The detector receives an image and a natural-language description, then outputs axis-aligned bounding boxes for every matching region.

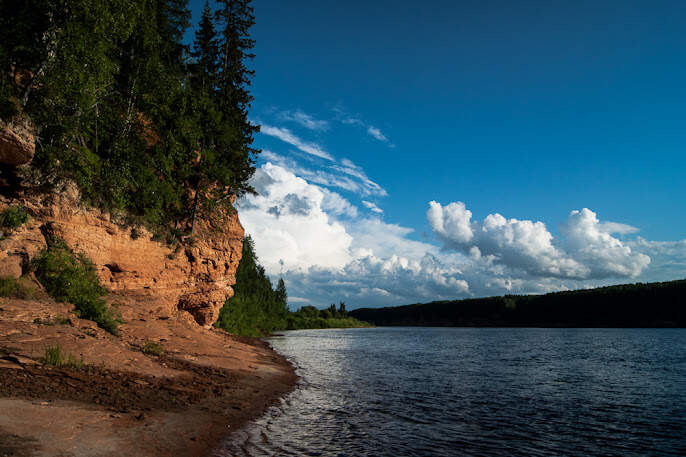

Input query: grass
[32,239,122,335]
[141,340,164,356]
[33,316,71,326]
[42,345,83,368]
[0,277,35,299]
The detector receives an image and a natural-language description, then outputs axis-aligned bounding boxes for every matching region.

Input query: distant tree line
[350,280,686,328]
[0,0,259,232]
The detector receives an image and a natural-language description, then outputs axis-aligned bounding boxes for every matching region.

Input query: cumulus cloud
[282,252,470,308]
[428,201,650,280]
[238,163,352,273]
[279,109,329,131]
[260,125,334,161]
[362,200,383,214]
[559,208,650,278]
[238,163,673,308]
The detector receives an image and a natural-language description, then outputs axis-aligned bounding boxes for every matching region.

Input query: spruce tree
[214,0,260,196]
[276,278,288,308]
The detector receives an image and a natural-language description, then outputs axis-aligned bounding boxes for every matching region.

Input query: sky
[188,0,686,309]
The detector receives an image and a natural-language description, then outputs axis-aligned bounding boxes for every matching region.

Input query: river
[213,327,686,456]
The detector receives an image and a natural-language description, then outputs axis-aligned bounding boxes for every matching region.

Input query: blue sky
[188,1,686,308]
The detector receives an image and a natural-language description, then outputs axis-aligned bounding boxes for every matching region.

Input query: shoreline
[0,293,298,457]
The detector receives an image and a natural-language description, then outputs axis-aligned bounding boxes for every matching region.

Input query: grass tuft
[0,277,35,299]
[141,340,163,356]
[42,345,83,368]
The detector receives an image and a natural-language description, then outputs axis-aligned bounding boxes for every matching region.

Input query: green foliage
[216,236,372,336]
[141,340,164,356]
[0,0,260,232]
[42,344,83,368]
[0,276,34,299]
[215,236,289,336]
[33,239,121,335]
[0,205,28,229]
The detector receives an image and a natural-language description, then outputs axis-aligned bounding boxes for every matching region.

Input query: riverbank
[0,289,297,457]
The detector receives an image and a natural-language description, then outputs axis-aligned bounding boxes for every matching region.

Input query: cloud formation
[238,163,352,274]
[261,150,387,197]
[238,150,679,308]
[362,200,383,214]
[367,126,389,143]
[260,125,334,161]
[427,201,650,280]
[279,109,329,131]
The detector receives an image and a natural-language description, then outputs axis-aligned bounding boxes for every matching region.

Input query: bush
[141,340,163,356]
[33,240,121,335]
[42,345,83,368]
[0,205,28,230]
[0,277,34,299]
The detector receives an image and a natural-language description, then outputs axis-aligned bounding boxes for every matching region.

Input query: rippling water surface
[213,327,686,456]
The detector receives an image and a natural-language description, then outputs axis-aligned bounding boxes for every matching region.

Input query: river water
[212,327,686,456]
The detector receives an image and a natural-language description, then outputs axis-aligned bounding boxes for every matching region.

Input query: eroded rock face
[0,183,244,327]
[0,117,35,166]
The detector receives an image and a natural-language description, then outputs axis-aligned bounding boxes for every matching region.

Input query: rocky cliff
[0,180,244,328]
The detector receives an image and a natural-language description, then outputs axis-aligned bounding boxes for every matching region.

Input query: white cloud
[597,221,640,235]
[279,109,329,131]
[367,126,389,142]
[362,200,383,214]
[259,150,387,197]
[559,208,650,278]
[428,201,650,280]
[629,238,686,282]
[334,106,393,146]
[238,163,352,273]
[239,163,676,309]
[260,125,334,161]
[342,117,364,126]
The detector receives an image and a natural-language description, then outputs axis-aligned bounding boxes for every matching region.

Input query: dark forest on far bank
[350,279,686,328]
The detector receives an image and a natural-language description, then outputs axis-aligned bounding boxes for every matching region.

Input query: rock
[0,254,22,279]
[2,354,39,366]
[0,183,243,327]
[0,117,35,166]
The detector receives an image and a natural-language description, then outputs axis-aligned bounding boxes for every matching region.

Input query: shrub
[141,340,163,356]
[0,205,28,230]
[42,345,83,368]
[33,240,121,335]
[0,277,34,299]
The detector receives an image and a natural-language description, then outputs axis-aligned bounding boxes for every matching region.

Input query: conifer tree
[276,278,288,308]
[214,0,260,196]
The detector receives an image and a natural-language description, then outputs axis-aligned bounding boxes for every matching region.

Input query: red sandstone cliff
[0,182,244,328]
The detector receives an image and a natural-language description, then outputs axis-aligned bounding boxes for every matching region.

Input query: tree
[338,301,347,317]
[276,278,288,307]
[215,236,289,336]
[214,0,260,196]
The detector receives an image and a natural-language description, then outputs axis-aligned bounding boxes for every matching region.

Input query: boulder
[0,117,35,166]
